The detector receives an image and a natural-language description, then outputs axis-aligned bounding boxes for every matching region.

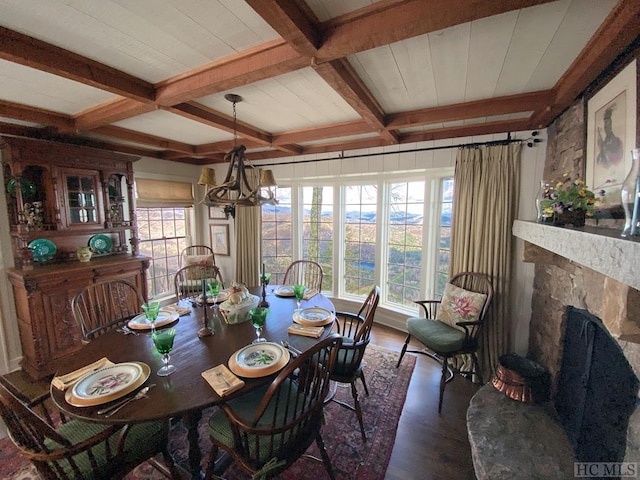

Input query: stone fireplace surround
[466,220,640,479]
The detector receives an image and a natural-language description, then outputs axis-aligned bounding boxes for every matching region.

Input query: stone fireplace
[513,220,640,462]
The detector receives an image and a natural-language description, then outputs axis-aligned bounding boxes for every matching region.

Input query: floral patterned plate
[28,238,57,262]
[228,342,290,378]
[66,362,149,407]
[293,307,334,327]
[89,234,113,254]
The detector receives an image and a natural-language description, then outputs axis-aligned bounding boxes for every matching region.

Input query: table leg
[182,411,203,479]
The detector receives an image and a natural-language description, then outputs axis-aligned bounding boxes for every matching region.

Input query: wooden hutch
[2,136,149,379]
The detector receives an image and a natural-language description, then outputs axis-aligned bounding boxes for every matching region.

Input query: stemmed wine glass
[293,284,305,312]
[208,280,221,305]
[141,301,160,333]
[152,328,177,376]
[249,307,268,343]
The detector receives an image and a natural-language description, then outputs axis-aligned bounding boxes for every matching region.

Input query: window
[343,184,377,296]
[385,181,425,308]
[261,186,292,285]
[137,207,187,297]
[435,178,454,296]
[302,186,333,291]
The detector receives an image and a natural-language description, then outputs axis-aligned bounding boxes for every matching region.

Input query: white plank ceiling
[0,0,636,164]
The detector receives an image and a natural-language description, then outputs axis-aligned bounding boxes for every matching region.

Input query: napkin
[202,365,245,397]
[303,288,319,300]
[287,323,324,338]
[164,303,191,316]
[51,357,114,391]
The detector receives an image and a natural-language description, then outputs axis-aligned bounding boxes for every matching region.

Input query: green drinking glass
[249,307,268,343]
[293,284,305,312]
[152,328,177,376]
[141,301,161,332]
[208,280,221,304]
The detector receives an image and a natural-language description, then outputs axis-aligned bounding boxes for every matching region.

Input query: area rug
[1,344,415,480]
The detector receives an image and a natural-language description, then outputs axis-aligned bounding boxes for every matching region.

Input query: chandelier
[199,94,277,208]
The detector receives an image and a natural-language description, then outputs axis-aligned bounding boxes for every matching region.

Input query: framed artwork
[586,59,637,208]
[210,224,230,256]
[208,206,226,219]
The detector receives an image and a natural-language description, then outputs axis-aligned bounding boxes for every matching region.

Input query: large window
[261,186,292,285]
[386,181,425,308]
[302,186,333,291]
[137,207,187,297]
[261,172,453,312]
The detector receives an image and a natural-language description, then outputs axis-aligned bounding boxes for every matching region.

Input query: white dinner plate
[67,362,150,407]
[228,342,290,378]
[293,307,334,327]
[128,309,179,330]
[275,286,309,297]
[195,289,230,304]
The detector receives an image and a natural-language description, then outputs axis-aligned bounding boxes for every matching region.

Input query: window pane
[435,178,454,297]
[261,187,292,283]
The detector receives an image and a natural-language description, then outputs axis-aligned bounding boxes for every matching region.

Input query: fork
[99,384,155,417]
[216,370,232,389]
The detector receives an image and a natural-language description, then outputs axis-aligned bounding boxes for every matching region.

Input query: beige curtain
[234,167,261,286]
[450,144,521,381]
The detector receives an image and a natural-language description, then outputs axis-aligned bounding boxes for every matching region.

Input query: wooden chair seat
[405,316,467,353]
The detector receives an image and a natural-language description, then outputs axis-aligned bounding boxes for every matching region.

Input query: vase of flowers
[538,174,604,227]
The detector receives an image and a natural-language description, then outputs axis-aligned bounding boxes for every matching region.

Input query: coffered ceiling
[0,0,638,165]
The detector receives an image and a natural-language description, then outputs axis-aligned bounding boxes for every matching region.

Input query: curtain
[450,144,521,381]
[135,178,193,207]
[234,167,261,286]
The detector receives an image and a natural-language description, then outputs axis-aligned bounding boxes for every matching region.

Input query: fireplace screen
[555,306,639,463]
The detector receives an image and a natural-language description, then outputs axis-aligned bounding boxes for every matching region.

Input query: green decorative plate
[7,178,37,200]
[28,238,56,262]
[89,234,112,254]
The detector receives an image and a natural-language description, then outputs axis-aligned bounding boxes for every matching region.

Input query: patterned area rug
[1,344,415,480]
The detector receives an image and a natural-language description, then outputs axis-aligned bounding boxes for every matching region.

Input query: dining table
[50,285,335,479]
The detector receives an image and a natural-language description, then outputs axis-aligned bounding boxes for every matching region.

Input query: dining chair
[327,285,380,442]
[179,244,216,269]
[205,334,343,480]
[396,272,494,413]
[174,264,225,301]
[0,375,180,480]
[282,260,323,292]
[71,279,145,343]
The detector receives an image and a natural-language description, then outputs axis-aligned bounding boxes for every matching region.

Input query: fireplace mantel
[513,220,640,291]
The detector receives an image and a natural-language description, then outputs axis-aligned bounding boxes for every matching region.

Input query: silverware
[98,384,154,416]
[216,370,232,389]
[281,340,302,356]
[117,326,139,336]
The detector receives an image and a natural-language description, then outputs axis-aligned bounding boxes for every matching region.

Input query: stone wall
[526,99,640,462]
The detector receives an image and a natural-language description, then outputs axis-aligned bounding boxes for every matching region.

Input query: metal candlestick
[198,291,214,337]
[258,279,270,308]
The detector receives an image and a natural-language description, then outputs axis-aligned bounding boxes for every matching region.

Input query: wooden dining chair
[205,334,343,480]
[179,244,216,269]
[396,272,494,413]
[327,285,380,442]
[173,264,224,301]
[282,260,324,292]
[71,279,146,343]
[0,375,180,480]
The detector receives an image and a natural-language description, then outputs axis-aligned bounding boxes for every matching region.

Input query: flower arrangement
[539,174,605,219]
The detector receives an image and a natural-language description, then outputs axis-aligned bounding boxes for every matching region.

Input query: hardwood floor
[370,323,480,480]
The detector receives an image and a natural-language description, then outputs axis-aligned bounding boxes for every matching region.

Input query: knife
[97,384,154,416]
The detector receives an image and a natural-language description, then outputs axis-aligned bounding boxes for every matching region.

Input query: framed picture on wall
[208,206,226,219]
[210,224,230,256]
[586,59,637,208]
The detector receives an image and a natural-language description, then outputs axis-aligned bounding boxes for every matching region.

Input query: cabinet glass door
[65,173,99,224]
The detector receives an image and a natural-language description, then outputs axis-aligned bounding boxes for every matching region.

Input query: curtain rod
[257,131,540,167]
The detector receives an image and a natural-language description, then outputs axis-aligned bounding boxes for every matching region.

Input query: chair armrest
[333,311,364,336]
[455,320,481,343]
[414,300,441,319]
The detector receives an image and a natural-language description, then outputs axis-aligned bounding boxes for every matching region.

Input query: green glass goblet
[293,284,305,312]
[152,328,177,376]
[141,301,160,333]
[208,280,221,304]
[249,307,268,343]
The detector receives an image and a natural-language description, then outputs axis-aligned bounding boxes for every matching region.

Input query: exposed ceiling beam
[314,59,399,144]
[317,0,558,61]
[0,100,74,131]
[74,99,157,131]
[245,0,321,57]
[0,26,155,103]
[399,118,533,143]
[272,120,372,145]
[90,126,196,154]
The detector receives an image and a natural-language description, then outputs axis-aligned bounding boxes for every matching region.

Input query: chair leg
[438,355,450,414]
[471,352,483,384]
[358,371,369,397]
[205,444,220,479]
[315,433,337,480]
[351,381,367,442]
[396,334,411,368]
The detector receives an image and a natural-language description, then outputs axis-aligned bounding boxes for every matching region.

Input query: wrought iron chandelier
[200,94,277,208]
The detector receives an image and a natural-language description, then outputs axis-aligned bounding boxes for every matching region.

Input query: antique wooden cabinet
[2,137,149,379]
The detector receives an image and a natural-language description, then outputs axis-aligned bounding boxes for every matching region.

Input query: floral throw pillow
[436,283,487,332]
[184,255,214,280]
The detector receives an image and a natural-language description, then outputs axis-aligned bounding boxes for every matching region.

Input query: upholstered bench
[466,384,575,480]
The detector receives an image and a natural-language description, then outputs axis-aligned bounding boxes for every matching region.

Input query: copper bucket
[491,353,550,404]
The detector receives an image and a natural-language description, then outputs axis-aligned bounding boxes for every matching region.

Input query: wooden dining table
[50,286,335,479]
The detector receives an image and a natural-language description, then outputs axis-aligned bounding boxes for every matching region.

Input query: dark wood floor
[370,323,479,480]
